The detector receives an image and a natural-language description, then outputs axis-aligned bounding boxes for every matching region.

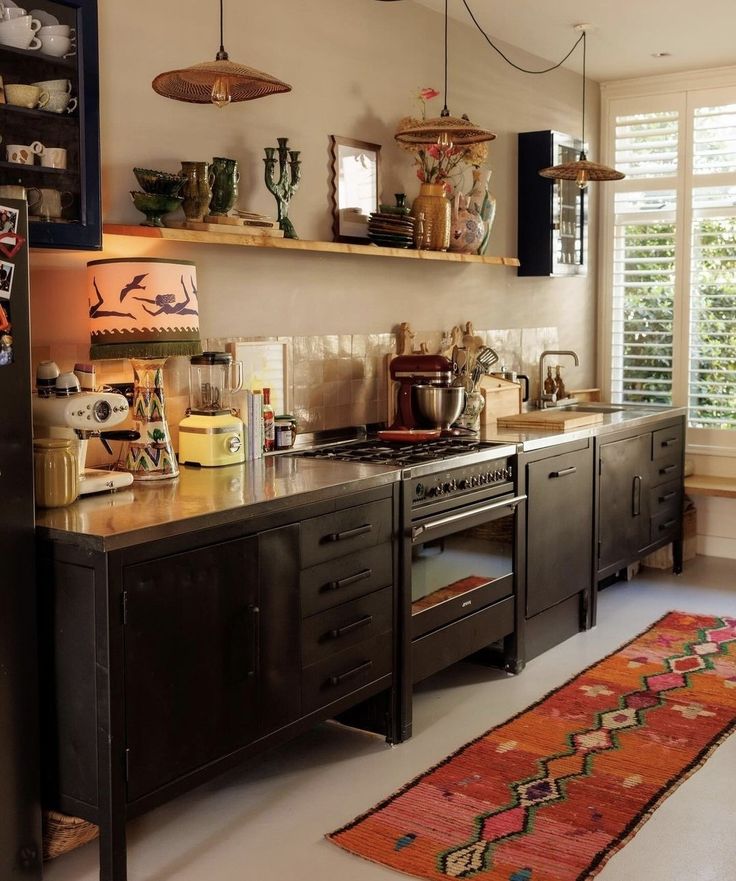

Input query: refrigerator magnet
[0,260,15,299]
[0,205,19,235]
[0,334,12,366]
[0,302,9,333]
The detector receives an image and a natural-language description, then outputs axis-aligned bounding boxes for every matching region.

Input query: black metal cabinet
[0,0,101,249]
[517,130,586,277]
[39,483,398,881]
[521,440,593,658]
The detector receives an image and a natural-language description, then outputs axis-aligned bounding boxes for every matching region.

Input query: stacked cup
[32,78,76,114]
[38,22,74,56]
[0,12,41,49]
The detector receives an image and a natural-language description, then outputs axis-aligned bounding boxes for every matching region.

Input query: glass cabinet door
[0,0,100,249]
[552,138,585,274]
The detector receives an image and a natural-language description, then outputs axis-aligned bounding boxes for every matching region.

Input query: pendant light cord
[460,0,583,75]
[580,30,587,153]
[216,0,228,60]
[442,0,449,115]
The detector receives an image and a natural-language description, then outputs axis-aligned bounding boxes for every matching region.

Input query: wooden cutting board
[496,409,604,431]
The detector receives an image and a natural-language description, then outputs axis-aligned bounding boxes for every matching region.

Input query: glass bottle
[262,387,275,452]
[543,366,555,396]
[554,365,566,400]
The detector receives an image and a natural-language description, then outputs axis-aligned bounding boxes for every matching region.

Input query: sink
[558,402,625,413]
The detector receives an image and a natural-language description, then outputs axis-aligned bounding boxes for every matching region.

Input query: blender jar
[188,352,243,414]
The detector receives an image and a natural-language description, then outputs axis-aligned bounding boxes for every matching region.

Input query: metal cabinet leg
[673,538,683,575]
[99,813,127,881]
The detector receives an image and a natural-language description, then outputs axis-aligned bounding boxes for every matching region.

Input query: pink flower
[420,88,440,101]
[416,168,425,182]
[426,144,442,160]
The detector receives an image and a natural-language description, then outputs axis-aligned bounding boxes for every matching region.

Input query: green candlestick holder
[264,137,302,239]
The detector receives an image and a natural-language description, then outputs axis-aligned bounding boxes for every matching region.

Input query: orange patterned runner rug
[329,611,736,881]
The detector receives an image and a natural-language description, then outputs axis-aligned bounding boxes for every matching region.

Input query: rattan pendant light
[395,0,495,147]
[152,0,291,107]
[539,27,624,187]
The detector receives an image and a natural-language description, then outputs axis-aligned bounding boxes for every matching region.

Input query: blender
[178,352,245,466]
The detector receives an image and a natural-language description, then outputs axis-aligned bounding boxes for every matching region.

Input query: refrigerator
[0,198,42,877]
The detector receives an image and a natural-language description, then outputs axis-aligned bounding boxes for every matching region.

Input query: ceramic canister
[180,161,213,222]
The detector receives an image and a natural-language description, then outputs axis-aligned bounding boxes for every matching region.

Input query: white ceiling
[411,0,736,81]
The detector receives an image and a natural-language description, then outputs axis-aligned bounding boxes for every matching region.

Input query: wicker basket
[43,809,99,861]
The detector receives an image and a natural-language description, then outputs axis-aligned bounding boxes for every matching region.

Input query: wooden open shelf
[103,224,520,266]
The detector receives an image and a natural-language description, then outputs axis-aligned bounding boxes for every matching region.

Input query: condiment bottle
[262,387,275,452]
[554,365,566,400]
[33,438,79,508]
[543,366,555,396]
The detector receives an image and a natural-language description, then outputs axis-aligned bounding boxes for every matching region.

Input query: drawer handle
[329,659,373,687]
[324,568,373,592]
[659,518,677,531]
[328,614,373,640]
[325,523,373,543]
[248,605,260,678]
[659,464,678,475]
[659,491,677,503]
[633,475,642,517]
[550,466,577,478]
[661,437,679,447]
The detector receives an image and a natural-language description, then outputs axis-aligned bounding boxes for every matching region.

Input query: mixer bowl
[413,384,466,429]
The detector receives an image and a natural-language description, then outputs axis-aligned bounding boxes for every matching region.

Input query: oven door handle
[411,494,526,543]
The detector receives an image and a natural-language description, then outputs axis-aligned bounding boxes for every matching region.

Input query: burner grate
[297,437,500,468]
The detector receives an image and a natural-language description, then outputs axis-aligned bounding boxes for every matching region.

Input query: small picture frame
[0,76,5,104]
[0,204,19,235]
[330,136,381,243]
[0,259,15,299]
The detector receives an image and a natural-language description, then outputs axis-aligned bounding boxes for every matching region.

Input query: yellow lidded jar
[33,438,79,508]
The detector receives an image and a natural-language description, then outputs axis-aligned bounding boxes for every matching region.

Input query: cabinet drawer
[300,542,392,616]
[302,631,392,715]
[649,480,682,517]
[651,456,682,487]
[300,498,392,568]
[652,425,683,462]
[302,586,392,667]
[650,509,681,544]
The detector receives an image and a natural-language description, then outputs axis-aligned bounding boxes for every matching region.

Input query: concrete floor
[46,555,736,881]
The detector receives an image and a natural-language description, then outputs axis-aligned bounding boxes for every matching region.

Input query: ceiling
[410,0,736,81]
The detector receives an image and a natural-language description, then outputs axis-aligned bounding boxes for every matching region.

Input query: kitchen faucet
[537,350,580,408]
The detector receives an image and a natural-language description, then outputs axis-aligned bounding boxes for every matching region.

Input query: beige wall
[30,0,600,391]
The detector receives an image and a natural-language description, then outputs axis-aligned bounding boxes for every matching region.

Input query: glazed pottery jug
[449,192,485,254]
[411,183,451,251]
[469,168,496,255]
[208,157,239,216]
[180,161,213,222]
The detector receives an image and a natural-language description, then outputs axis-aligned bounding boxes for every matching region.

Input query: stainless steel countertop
[480,405,688,452]
[35,456,401,553]
[36,406,686,551]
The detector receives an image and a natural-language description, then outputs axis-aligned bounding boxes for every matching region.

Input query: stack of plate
[367,212,415,249]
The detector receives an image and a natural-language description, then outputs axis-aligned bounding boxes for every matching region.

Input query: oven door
[409,494,525,639]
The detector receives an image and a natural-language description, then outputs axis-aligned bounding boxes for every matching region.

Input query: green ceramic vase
[209,157,240,216]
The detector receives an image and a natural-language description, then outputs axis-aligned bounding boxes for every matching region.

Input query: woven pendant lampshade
[539,27,624,188]
[152,0,291,107]
[394,0,494,147]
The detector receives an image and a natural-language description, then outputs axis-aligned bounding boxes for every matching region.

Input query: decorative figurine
[263,137,302,239]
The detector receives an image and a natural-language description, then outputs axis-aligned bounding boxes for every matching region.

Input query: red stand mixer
[388,354,459,431]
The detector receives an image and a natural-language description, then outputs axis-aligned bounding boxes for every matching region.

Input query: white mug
[42,92,76,114]
[0,184,29,200]
[32,78,72,94]
[27,187,73,219]
[38,24,74,38]
[37,145,66,169]
[2,6,27,19]
[6,142,41,164]
[38,31,74,56]
[0,19,41,49]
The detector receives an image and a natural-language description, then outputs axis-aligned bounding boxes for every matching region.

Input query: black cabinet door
[123,536,259,802]
[598,434,651,571]
[526,447,593,617]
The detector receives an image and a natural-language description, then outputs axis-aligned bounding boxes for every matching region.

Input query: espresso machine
[178,352,245,467]
[32,367,136,495]
[389,354,454,429]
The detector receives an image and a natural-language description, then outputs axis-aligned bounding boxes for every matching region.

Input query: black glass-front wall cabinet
[517,130,586,277]
[0,0,100,249]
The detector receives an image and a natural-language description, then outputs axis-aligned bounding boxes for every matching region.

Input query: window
[601,77,736,452]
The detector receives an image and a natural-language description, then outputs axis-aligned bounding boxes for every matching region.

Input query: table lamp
[88,257,202,480]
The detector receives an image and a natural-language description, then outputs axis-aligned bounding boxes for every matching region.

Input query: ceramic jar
[469,168,496,256]
[456,388,485,432]
[208,156,240,216]
[411,183,451,251]
[33,438,79,507]
[449,192,485,254]
[180,161,213,222]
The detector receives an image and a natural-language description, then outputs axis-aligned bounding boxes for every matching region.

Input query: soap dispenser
[554,365,566,401]
[543,366,555,396]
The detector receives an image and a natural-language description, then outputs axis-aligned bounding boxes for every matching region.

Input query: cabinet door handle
[325,523,372,543]
[659,464,678,476]
[550,466,577,478]
[324,568,372,592]
[632,475,642,517]
[659,518,677,531]
[659,491,677,503]
[328,614,373,640]
[329,659,373,687]
[247,605,260,678]
[661,437,679,447]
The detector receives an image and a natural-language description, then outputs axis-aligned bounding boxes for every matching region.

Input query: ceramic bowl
[133,167,185,196]
[130,191,183,227]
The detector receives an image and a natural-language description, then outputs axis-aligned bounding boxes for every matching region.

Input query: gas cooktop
[297,437,511,469]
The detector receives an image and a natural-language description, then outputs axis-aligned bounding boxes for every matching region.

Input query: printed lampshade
[88,258,202,360]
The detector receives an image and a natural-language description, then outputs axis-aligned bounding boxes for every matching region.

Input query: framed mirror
[330,136,381,243]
